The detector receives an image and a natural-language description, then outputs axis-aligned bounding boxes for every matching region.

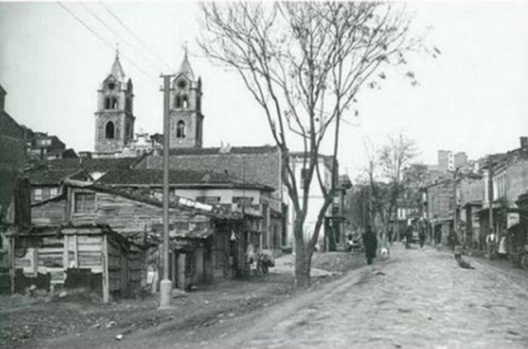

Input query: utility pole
[159,73,174,310]
[488,156,494,237]
[453,168,458,239]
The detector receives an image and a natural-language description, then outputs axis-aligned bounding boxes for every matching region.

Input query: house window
[74,192,96,214]
[176,120,185,138]
[105,97,111,109]
[196,196,221,205]
[105,121,115,139]
[49,187,58,198]
[182,95,189,109]
[232,196,253,207]
[111,97,118,109]
[34,188,43,202]
[38,139,51,147]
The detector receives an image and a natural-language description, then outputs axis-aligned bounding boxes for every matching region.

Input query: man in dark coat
[363,225,378,265]
[419,228,426,248]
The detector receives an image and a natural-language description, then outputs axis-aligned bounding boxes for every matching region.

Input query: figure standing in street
[362,225,378,265]
[486,230,497,259]
[346,233,354,252]
[419,228,426,249]
[498,235,508,260]
[405,226,412,249]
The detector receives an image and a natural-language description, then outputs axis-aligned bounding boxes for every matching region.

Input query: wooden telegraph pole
[159,73,174,309]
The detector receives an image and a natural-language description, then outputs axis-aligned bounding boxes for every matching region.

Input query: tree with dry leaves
[199,2,423,288]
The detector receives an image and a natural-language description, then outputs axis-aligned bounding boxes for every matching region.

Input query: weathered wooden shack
[9,224,143,303]
[28,179,227,292]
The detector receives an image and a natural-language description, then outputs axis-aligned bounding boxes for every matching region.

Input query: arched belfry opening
[175,95,182,108]
[105,121,115,139]
[176,120,186,138]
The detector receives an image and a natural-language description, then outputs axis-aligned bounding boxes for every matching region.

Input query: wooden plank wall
[14,231,104,289]
[106,235,122,294]
[71,190,207,241]
[31,200,67,226]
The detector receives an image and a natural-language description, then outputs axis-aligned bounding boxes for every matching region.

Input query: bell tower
[169,51,204,149]
[95,52,135,153]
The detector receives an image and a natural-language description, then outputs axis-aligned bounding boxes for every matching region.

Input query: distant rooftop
[97,168,274,191]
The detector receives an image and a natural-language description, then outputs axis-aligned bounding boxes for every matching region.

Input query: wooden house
[16,175,262,297]
[8,224,142,303]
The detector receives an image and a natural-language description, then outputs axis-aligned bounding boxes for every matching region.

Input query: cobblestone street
[241,245,528,349]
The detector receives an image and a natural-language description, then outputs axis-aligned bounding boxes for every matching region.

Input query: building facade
[94,53,136,154]
[169,52,204,149]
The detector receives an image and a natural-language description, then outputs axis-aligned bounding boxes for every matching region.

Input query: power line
[79,2,166,75]
[57,2,160,87]
[98,2,173,72]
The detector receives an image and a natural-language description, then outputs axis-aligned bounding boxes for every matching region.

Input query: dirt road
[2,252,364,349]
[237,245,528,349]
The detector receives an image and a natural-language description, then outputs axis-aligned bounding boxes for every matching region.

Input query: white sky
[1,1,527,180]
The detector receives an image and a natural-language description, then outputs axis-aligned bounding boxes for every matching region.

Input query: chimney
[520,136,528,150]
[14,178,31,227]
[219,142,231,154]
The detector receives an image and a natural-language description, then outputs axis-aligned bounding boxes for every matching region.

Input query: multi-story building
[438,150,468,173]
[424,179,455,245]
[479,137,528,255]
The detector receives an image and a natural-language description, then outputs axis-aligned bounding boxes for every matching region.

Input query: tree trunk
[294,222,311,288]
[325,220,337,252]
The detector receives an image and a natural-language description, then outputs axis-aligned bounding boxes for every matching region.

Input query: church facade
[168,52,204,149]
[94,54,135,154]
[92,52,203,159]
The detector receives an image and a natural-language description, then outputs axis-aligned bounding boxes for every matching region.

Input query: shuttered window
[74,193,95,214]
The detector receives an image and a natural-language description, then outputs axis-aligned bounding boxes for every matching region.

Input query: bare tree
[199,2,419,288]
[363,134,417,246]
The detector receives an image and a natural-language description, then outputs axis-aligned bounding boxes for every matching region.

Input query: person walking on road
[419,228,426,249]
[362,225,378,265]
[405,226,412,249]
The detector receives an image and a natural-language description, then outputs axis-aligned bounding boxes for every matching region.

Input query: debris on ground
[0,252,365,349]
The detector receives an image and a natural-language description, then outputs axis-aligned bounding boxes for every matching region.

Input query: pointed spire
[178,44,195,80]
[110,45,126,82]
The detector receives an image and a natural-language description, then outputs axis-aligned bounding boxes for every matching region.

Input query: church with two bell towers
[93,51,203,157]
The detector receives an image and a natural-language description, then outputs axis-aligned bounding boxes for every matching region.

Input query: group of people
[485,231,509,259]
[350,224,427,265]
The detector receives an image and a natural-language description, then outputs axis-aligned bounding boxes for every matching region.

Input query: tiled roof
[27,168,86,185]
[178,52,195,80]
[168,145,279,156]
[26,157,143,185]
[40,157,140,171]
[110,55,126,83]
[97,169,274,191]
